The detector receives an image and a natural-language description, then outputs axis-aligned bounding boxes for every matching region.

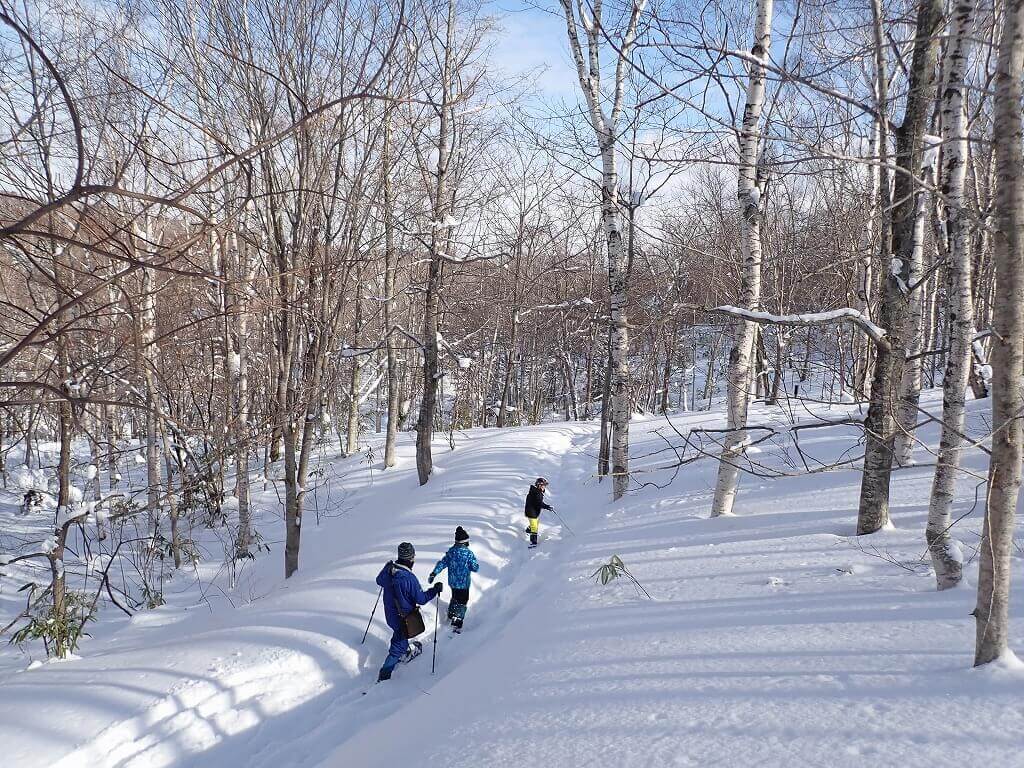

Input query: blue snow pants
[379,628,409,678]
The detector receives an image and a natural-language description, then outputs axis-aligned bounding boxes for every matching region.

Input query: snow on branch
[518,297,595,320]
[710,306,889,350]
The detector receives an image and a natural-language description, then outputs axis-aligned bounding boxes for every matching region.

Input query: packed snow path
[2,395,1023,767]
[0,423,593,768]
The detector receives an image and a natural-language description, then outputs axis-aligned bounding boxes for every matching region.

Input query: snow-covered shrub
[10,589,96,658]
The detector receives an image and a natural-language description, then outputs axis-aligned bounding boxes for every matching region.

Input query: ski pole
[361,586,383,645]
[432,597,442,675]
[549,507,575,537]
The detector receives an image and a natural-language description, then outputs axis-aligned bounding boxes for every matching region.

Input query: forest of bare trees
[0,0,1021,670]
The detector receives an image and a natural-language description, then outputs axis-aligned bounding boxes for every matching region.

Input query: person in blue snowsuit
[376,542,442,682]
[428,526,479,630]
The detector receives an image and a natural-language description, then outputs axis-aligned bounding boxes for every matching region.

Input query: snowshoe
[401,641,423,663]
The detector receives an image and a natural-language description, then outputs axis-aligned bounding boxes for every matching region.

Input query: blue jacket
[429,544,479,590]
[376,561,436,632]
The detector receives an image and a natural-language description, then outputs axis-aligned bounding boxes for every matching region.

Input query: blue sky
[487,1,580,101]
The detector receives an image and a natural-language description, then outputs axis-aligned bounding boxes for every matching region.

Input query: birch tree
[710,0,773,518]
[974,0,1024,667]
[559,0,646,499]
[856,0,944,535]
[926,0,977,590]
[382,113,402,469]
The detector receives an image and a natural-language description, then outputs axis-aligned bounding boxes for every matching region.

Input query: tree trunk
[161,428,182,569]
[51,342,73,658]
[141,264,163,540]
[598,327,612,478]
[415,0,455,486]
[560,0,644,499]
[855,119,882,399]
[856,0,943,535]
[974,0,1024,666]
[283,409,301,579]
[894,170,931,466]
[660,331,673,415]
[711,0,772,518]
[498,312,520,428]
[233,232,252,557]
[926,0,976,591]
[347,273,364,456]
[89,410,105,540]
[383,116,401,469]
[602,139,632,499]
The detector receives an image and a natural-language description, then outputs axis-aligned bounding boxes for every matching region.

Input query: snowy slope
[329,395,1024,768]
[3,392,1023,768]
[0,423,590,768]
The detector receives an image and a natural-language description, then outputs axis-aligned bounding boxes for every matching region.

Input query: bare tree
[710,0,773,518]
[974,0,1024,667]
[926,0,978,591]
[856,0,944,535]
[559,0,646,499]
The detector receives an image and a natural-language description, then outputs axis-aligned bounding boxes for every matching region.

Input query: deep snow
[1,391,1022,767]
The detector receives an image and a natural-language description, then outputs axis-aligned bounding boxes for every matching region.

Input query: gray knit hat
[397,542,415,561]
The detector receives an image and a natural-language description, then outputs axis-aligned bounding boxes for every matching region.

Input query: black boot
[530,531,538,546]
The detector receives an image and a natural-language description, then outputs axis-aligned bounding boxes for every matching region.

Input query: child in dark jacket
[524,477,552,546]
[428,526,479,630]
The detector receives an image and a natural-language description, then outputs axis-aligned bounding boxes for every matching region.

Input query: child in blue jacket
[429,526,479,631]
[376,541,442,682]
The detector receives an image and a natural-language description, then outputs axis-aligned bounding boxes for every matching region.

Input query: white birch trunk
[232,231,253,556]
[926,0,976,591]
[140,251,162,540]
[974,0,1024,666]
[855,120,881,399]
[559,0,646,500]
[711,0,773,518]
[894,181,929,466]
[159,426,182,569]
[382,115,400,469]
[347,274,364,456]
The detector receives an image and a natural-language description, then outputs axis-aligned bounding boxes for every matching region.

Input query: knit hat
[455,526,469,543]
[397,542,415,561]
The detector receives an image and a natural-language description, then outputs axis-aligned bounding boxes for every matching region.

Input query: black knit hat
[397,542,415,561]
[455,526,469,543]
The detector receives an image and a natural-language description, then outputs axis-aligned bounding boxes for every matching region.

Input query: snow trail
[0,423,592,768]
[323,399,1024,768]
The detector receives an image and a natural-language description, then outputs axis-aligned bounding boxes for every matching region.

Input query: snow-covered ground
[2,391,1022,767]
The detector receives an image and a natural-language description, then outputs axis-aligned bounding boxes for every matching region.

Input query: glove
[432,583,443,597]
[428,572,436,584]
